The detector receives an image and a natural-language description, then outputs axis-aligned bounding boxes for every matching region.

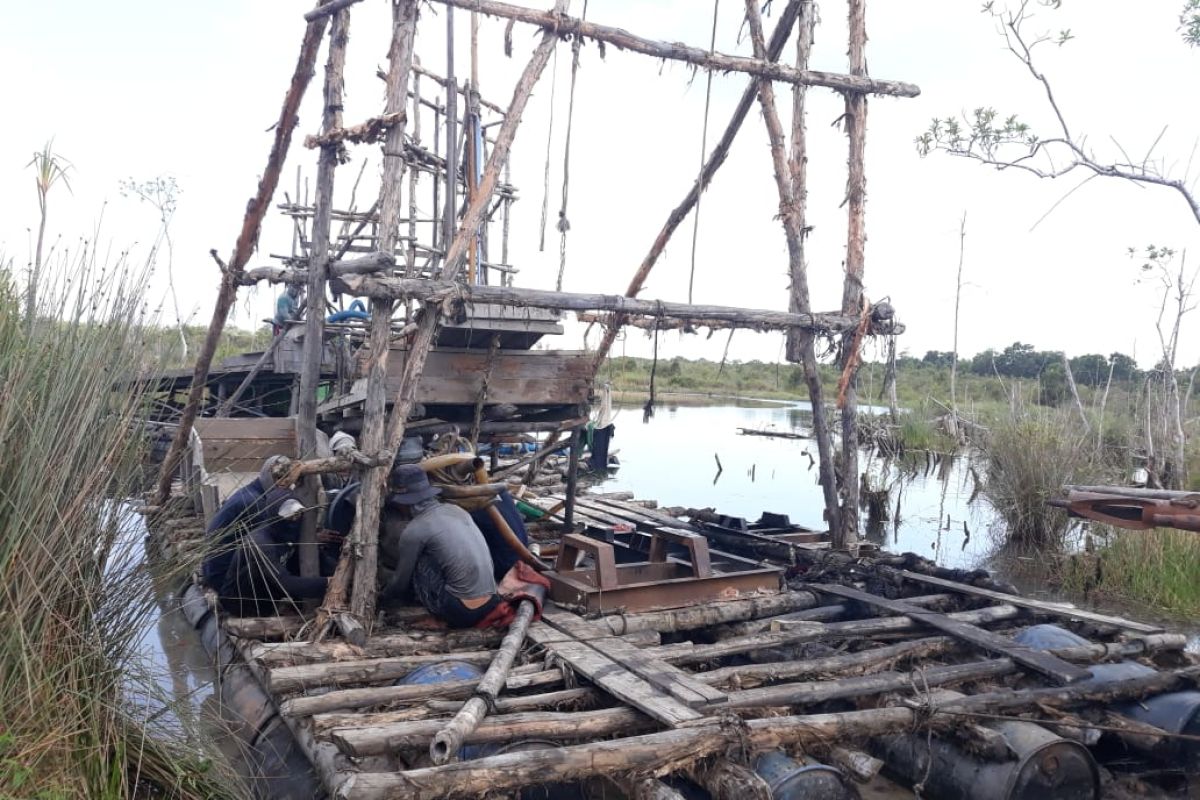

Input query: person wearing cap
[380,464,502,628]
[217,497,329,617]
[201,455,295,588]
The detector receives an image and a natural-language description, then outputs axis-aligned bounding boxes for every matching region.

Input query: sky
[2,1,1198,368]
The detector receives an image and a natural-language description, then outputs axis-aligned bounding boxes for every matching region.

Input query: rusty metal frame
[1055,490,1200,532]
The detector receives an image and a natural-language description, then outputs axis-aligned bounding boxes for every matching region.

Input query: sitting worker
[201,455,294,588]
[273,284,303,336]
[379,464,503,628]
[218,497,329,617]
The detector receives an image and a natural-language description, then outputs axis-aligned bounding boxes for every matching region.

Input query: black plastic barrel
[752,751,861,800]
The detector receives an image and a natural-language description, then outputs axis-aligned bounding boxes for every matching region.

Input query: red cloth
[473,561,551,629]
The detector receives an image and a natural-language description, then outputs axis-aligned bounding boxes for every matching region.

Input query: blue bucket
[396,660,484,686]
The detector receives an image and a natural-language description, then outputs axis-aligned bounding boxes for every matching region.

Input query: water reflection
[599,401,997,571]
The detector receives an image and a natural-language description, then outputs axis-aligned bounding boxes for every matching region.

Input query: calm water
[598,400,1000,571]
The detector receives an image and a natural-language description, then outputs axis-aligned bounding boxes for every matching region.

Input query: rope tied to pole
[687,0,721,304]
[554,0,588,291]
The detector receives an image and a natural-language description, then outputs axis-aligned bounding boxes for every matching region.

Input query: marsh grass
[0,252,241,798]
[1060,526,1200,618]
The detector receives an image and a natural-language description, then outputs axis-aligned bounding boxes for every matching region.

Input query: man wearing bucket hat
[201,454,295,588]
[380,463,503,628]
[218,496,329,616]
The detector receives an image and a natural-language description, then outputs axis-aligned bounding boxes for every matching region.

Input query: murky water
[598,399,997,570]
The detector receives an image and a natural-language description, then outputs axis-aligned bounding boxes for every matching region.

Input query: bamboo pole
[836,0,869,550]
[344,0,420,624]
[429,599,537,763]
[592,1,802,366]
[428,0,919,97]
[348,0,570,626]
[744,0,841,538]
[297,8,352,577]
[153,11,330,505]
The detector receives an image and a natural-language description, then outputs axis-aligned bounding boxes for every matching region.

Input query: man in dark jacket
[201,455,294,587]
[218,498,328,617]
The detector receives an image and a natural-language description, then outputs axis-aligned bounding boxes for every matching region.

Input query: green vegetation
[0,256,241,799]
[1061,527,1200,619]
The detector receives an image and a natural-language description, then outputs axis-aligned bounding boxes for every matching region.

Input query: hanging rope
[537,44,559,251]
[644,305,662,424]
[687,0,721,304]
[555,0,588,291]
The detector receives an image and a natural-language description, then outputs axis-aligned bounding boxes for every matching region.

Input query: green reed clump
[0,253,240,799]
[1061,527,1200,618]
[983,408,1108,549]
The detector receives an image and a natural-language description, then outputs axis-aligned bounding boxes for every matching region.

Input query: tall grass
[1061,527,1200,618]
[0,253,239,798]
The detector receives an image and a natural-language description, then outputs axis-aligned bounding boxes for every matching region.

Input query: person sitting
[218,497,328,617]
[379,464,503,628]
[201,455,294,588]
[273,284,303,336]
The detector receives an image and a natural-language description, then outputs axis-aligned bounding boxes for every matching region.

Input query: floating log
[427,0,921,98]
[269,651,496,694]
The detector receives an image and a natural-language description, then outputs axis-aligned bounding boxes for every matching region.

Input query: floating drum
[752,751,861,800]
[872,689,1099,800]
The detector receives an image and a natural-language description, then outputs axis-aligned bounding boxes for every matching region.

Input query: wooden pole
[215,330,287,417]
[153,11,330,504]
[593,1,802,367]
[427,0,920,97]
[836,0,869,551]
[350,0,568,626]
[429,599,536,763]
[345,0,421,624]
[744,0,841,538]
[442,5,459,260]
[297,8,352,577]
[563,426,581,529]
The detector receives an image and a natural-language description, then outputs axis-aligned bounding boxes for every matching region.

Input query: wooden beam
[816,584,1092,685]
[153,9,330,504]
[348,0,420,624]
[898,570,1163,633]
[305,0,363,22]
[428,0,920,97]
[339,275,897,334]
[593,0,802,366]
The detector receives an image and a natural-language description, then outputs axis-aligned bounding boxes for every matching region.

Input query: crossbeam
[431,0,920,98]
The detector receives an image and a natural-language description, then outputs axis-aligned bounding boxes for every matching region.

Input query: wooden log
[305,111,405,149]
[153,10,330,504]
[589,591,822,635]
[1064,484,1200,502]
[224,615,310,640]
[592,1,802,366]
[283,662,559,716]
[827,746,883,783]
[687,759,771,800]
[347,0,420,625]
[429,0,920,97]
[897,569,1163,633]
[336,666,1200,800]
[835,0,870,550]
[305,0,363,22]
[269,650,496,694]
[331,250,396,276]
[249,628,507,667]
[429,599,536,763]
[340,275,887,335]
[816,583,1092,684]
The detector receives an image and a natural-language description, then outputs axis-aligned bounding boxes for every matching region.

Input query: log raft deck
[139,0,1200,798]
[149,463,1196,800]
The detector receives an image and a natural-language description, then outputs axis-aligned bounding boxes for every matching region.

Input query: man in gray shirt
[380,464,502,628]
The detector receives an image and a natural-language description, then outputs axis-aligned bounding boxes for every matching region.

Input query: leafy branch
[916,0,1200,226]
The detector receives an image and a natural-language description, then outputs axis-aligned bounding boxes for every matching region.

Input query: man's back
[387,502,496,600]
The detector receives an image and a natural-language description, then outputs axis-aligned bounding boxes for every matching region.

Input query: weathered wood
[338,666,1200,800]
[348,0,420,625]
[269,650,496,694]
[429,600,536,763]
[249,628,507,667]
[897,569,1163,633]
[305,110,405,149]
[429,0,920,97]
[340,275,889,335]
[593,1,802,366]
[817,583,1092,684]
[588,635,727,708]
[224,614,310,640]
[688,759,771,800]
[547,639,704,727]
[836,0,870,550]
[305,0,363,22]
[215,333,288,417]
[334,706,651,757]
[588,591,822,635]
[827,746,883,783]
[154,11,329,504]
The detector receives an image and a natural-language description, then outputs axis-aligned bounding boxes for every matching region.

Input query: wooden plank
[816,584,1092,685]
[897,570,1163,634]
[547,640,704,727]
[195,417,298,439]
[590,637,727,708]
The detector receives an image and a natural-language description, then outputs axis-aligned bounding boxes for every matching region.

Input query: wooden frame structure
[155,0,918,625]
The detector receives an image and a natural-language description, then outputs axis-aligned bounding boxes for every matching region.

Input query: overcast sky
[2,1,1198,368]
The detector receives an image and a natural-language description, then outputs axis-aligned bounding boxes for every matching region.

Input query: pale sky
[2,1,1198,368]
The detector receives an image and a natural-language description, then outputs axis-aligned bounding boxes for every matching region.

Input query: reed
[1061,527,1200,618]
[0,252,241,798]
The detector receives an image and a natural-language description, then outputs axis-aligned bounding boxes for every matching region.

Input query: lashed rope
[688,0,721,303]
[555,0,589,291]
